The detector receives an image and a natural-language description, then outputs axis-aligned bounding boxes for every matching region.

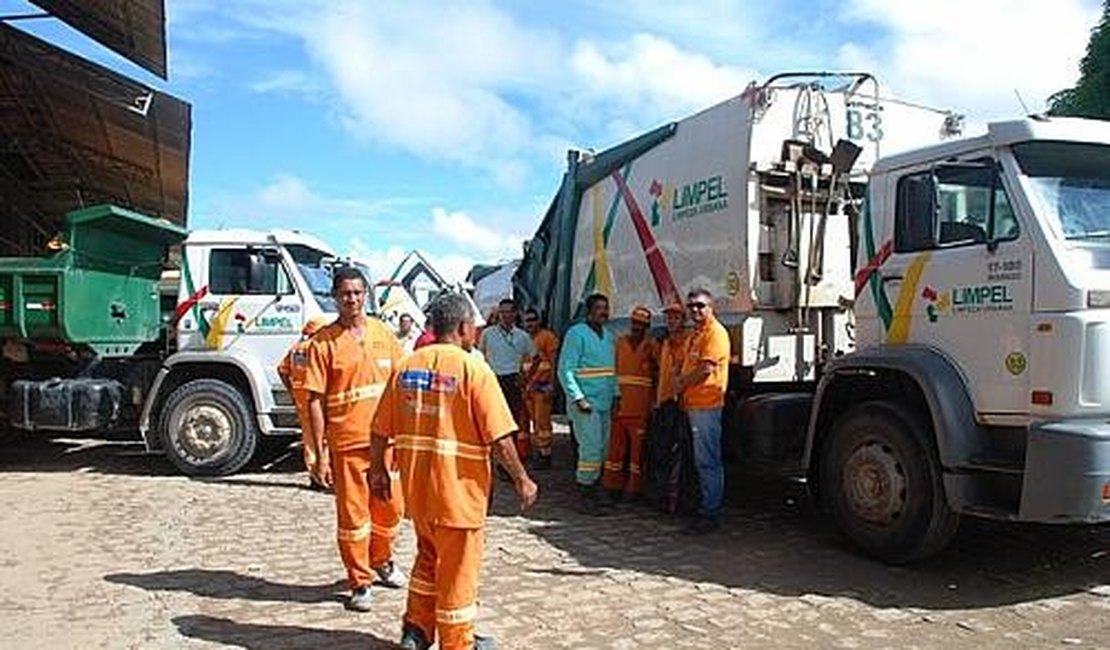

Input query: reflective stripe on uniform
[371,521,400,538]
[337,521,371,542]
[603,461,622,471]
[577,460,601,471]
[395,434,489,462]
[618,375,652,387]
[409,576,436,596]
[326,383,386,407]
[436,603,478,625]
[575,367,615,378]
[536,361,552,371]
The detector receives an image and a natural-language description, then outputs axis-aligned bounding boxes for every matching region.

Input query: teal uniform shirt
[558,321,619,411]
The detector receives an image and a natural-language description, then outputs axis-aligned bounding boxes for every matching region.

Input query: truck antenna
[1014,89,1032,116]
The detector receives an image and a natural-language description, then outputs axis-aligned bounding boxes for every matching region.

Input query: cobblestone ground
[2,428,1110,650]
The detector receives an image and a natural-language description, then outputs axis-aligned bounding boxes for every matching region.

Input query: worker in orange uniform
[304,266,407,612]
[276,315,330,488]
[655,302,690,406]
[522,308,559,470]
[602,306,659,500]
[371,292,537,650]
[674,288,731,535]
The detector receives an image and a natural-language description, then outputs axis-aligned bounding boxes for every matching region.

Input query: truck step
[957,457,1024,475]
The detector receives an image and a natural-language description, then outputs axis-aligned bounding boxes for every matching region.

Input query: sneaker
[681,516,720,536]
[399,626,432,650]
[347,585,373,612]
[373,561,408,589]
[474,635,498,650]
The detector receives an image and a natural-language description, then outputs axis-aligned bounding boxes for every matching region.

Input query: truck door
[881,162,1032,415]
[203,247,304,373]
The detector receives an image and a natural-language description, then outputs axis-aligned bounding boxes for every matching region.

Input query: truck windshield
[1014,141,1110,241]
[298,263,336,312]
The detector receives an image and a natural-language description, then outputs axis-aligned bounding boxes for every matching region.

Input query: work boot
[576,484,607,516]
[373,560,408,589]
[399,625,432,650]
[681,516,720,536]
[347,585,373,612]
[600,488,622,508]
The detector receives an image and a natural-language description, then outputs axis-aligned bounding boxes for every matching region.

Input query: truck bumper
[1019,419,1110,523]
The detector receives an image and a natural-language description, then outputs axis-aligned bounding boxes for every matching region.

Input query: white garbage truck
[515,71,1110,561]
[0,205,395,476]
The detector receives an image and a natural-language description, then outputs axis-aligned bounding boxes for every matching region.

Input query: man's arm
[557,329,590,411]
[307,392,331,488]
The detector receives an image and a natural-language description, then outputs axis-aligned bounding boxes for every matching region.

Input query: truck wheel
[158,378,258,476]
[820,401,959,564]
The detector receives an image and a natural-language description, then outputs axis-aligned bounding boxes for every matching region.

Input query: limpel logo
[649,179,672,227]
[922,286,951,323]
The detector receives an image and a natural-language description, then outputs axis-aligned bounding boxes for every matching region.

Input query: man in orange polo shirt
[674,288,730,535]
[304,266,407,612]
[277,315,330,488]
[603,306,658,499]
[522,308,559,470]
[371,293,537,650]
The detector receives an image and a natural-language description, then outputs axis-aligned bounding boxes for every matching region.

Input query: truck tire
[158,378,258,477]
[820,401,959,564]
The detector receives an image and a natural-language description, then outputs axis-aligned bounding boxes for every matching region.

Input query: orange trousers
[602,414,649,495]
[404,519,484,650]
[525,389,554,458]
[331,447,402,589]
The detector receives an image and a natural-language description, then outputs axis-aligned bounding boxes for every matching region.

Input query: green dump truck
[0,204,348,475]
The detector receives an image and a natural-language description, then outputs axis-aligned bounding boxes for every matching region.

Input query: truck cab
[810,117,1110,560]
[140,228,340,475]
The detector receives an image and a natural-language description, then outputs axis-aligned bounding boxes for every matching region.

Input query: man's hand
[313,448,333,489]
[514,475,538,511]
[369,466,391,501]
[575,398,592,413]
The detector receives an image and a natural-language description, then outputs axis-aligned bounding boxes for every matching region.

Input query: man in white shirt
[396,313,419,356]
[478,298,535,448]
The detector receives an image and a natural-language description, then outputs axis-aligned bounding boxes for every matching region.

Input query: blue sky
[1,0,1100,280]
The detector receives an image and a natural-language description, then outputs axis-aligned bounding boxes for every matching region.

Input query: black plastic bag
[643,400,698,515]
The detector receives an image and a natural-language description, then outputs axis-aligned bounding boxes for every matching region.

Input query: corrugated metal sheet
[0,22,190,256]
[28,0,167,79]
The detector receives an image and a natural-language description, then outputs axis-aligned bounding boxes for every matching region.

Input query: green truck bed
[0,205,188,356]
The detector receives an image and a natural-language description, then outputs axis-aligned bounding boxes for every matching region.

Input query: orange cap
[302,316,329,336]
[630,306,652,324]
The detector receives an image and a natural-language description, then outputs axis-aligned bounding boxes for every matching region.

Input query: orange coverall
[304,318,404,590]
[372,343,517,650]
[603,334,659,495]
[524,328,559,459]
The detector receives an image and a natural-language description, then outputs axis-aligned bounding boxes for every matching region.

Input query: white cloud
[431,207,524,257]
[347,239,476,285]
[838,0,1100,118]
[571,34,752,119]
[249,70,323,97]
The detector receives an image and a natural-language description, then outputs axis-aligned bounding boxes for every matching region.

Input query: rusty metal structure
[0,1,189,256]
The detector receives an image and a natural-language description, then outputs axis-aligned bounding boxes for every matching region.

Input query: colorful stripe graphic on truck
[578,162,681,308]
[854,198,931,344]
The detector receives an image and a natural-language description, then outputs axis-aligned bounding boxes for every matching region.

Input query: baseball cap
[630,306,652,324]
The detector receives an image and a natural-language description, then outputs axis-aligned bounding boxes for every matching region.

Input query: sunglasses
[686,302,708,310]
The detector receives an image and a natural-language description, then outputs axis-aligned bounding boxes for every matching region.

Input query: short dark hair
[687,288,712,302]
[523,308,540,321]
[585,293,608,311]
[428,293,473,338]
[399,313,413,323]
[332,265,367,295]
[498,298,516,308]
